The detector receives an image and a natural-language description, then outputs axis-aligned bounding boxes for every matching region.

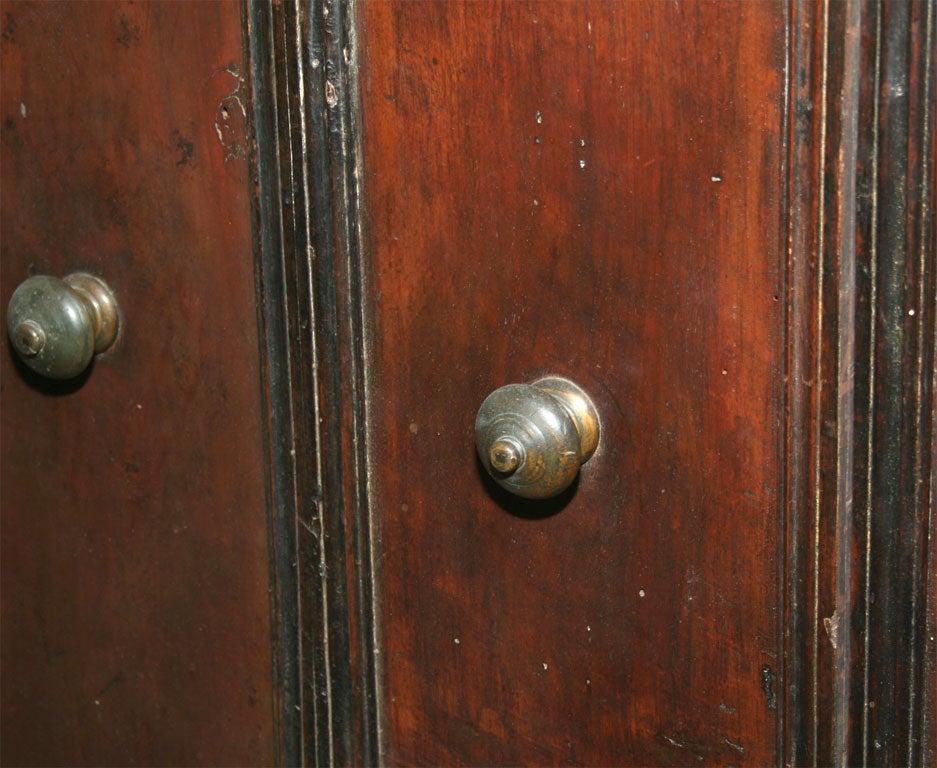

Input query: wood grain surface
[357,2,786,764]
[0,2,275,764]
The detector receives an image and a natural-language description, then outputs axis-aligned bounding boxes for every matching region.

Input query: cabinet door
[359,3,784,764]
[0,3,276,764]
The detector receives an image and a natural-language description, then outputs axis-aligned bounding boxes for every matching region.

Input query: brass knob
[475,376,600,499]
[6,273,119,379]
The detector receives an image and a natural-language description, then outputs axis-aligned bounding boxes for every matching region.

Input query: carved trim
[784,1,936,765]
[246,0,377,764]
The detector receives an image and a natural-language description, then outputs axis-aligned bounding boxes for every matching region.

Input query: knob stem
[490,438,524,475]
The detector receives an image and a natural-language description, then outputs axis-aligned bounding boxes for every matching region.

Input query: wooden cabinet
[2,1,934,766]
[1,2,277,764]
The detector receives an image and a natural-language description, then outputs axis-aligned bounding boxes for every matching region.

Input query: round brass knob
[475,376,600,499]
[6,273,119,379]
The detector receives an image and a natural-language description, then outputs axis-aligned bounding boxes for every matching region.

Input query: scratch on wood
[761,664,777,709]
[211,65,247,161]
[93,673,123,705]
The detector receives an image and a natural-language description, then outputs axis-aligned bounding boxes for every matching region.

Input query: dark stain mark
[123,461,141,474]
[104,190,129,229]
[176,138,194,167]
[116,15,140,47]
[4,117,15,130]
[95,673,123,701]
[2,12,15,42]
[761,663,777,709]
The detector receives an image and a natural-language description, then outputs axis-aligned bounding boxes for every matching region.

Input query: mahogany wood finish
[337,0,934,765]
[2,0,933,766]
[356,2,785,765]
[1,2,278,764]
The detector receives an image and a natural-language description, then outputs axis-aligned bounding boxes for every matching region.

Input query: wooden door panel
[357,2,785,764]
[0,2,275,764]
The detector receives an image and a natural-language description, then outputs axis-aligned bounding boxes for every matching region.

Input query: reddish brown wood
[0,2,275,765]
[357,2,786,764]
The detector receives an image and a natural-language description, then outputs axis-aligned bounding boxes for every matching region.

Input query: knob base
[64,274,119,353]
[532,376,600,460]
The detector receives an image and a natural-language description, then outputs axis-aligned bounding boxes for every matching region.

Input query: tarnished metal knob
[6,273,119,379]
[475,376,600,499]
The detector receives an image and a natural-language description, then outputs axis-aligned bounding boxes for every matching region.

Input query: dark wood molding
[245,1,305,763]
[246,0,378,764]
[783,1,862,764]
[850,1,935,765]
[784,1,936,766]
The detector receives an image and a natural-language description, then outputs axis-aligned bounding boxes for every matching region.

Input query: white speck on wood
[823,613,840,649]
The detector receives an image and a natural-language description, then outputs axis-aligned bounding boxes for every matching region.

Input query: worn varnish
[0,2,275,765]
[358,2,785,764]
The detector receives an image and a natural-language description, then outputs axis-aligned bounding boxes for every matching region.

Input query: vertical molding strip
[245,1,305,764]
[859,3,883,763]
[245,1,378,765]
[833,1,862,764]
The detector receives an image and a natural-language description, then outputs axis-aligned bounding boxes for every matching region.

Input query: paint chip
[325,80,338,108]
